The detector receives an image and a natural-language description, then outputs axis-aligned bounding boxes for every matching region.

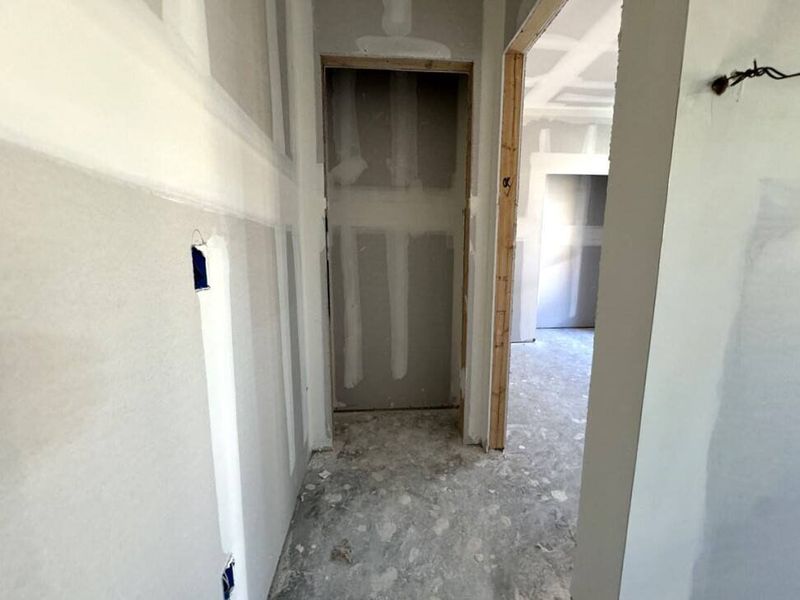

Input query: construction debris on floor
[269,329,594,600]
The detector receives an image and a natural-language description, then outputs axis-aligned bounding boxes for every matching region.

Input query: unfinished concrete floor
[269,328,593,600]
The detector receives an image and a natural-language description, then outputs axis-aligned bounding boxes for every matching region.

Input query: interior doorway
[488,0,621,591]
[321,58,473,426]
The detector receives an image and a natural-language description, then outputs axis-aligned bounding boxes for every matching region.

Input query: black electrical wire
[712,60,800,95]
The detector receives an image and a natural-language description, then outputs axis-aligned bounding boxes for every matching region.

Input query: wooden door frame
[488,0,569,450]
[319,55,474,435]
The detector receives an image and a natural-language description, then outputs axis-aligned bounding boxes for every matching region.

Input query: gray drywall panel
[330,232,456,410]
[142,0,162,18]
[536,174,606,329]
[324,68,466,411]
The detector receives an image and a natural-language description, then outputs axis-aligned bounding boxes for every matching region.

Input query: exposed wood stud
[489,51,525,450]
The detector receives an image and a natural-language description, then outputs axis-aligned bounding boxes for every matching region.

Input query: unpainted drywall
[0,0,320,597]
[313,0,506,443]
[504,0,537,46]
[511,120,611,341]
[535,174,606,329]
[325,69,467,410]
[143,0,163,18]
[614,1,800,599]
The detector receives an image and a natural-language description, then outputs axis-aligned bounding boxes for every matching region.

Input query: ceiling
[523,0,621,124]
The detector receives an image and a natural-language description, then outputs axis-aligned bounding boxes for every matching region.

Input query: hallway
[270,329,593,600]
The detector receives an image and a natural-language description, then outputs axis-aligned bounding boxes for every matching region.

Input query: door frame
[488,0,569,450]
[320,55,474,433]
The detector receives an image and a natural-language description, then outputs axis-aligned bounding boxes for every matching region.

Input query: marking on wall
[196,235,250,600]
[386,231,409,380]
[275,225,296,472]
[339,225,363,389]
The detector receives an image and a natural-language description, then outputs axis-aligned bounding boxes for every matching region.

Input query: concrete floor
[269,328,593,600]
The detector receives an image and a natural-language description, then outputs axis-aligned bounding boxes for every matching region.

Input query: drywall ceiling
[524,0,621,123]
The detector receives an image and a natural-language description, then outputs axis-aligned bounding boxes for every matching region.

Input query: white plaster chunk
[378,521,397,542]
[433,517,450,536]
[551,490,568,503]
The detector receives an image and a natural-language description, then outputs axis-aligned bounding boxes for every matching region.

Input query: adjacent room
[503,0,621,586]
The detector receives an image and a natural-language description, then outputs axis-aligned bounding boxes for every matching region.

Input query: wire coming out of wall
[712,60,800,95]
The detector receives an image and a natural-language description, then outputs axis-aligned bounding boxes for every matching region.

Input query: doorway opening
[321,57,473,438]
[489,0,621,585]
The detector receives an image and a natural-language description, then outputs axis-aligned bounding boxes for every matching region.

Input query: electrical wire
[712,60,800,95]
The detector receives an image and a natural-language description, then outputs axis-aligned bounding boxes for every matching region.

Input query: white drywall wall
[618,1,800,598]
[571,0,689,597]
[0,0,319,597]
[575,0,800,598]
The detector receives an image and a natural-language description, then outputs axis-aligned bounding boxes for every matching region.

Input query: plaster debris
[399,493,412,505]
[318,470,331,480]
[325,493,343,504]
[378,521,397,542]
[551,490,568,503]
[295,544,304,554]
[330,539,352,564]
[433,517,450,536]
[270,331,594,599]
[305,484,316,491]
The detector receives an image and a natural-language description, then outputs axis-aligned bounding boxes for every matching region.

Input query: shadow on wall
[690,180,800,599]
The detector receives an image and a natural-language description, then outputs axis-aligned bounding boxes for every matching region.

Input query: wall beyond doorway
[324,67,470,411]
[536,174,607,329]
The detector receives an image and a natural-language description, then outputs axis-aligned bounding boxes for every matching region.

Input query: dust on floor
[269,328,593,600]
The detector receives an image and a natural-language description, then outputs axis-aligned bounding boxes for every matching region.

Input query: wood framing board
[458,67,474,436]
[507,0,569,54]
[489,51,525,450]
[321,55,473,75]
